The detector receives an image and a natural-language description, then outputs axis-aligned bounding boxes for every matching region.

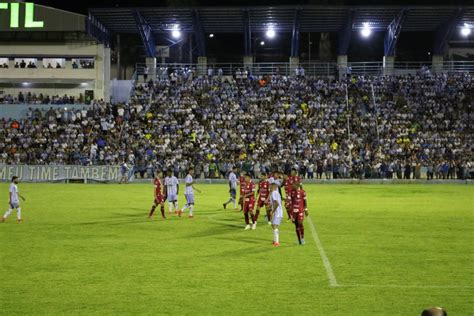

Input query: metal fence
[133,60,474,80]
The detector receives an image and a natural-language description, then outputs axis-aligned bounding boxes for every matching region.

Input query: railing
[444,61,474,73]
[133,60,474,80]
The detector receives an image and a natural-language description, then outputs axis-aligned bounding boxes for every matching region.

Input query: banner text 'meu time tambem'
[0,165,120,181]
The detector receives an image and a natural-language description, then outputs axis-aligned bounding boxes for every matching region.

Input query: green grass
[0,183,473,315]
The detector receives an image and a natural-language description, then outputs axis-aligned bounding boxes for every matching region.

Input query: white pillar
[145,57,156,81]
[289,56,299,76]
[337,55,348,79]
[94,44,111,102]
[243,55,253,70]
[383,56,395,76]
[103,47,111,102]
[432,55,444,74]
[197,56,207,76]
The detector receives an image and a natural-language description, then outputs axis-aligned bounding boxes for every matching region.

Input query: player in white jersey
[164,170,180,214]
[270,183,283,247]
[179,168,201,218]
[2,176,25,223]
[268,170,282,187]
[222,166,238,210]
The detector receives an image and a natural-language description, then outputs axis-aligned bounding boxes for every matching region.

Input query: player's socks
[3,209,12,219]
[252,222,257,230]
[273,228,279,244]
[189,205,194,217]
[244,213,250,225]
[232,199,237,209]
[300,225,305,240]
[223,203,227,210]
[254,210,260,222]
[16,208,21,220]
[149,206,156,217]
[168,202,173,213]
[295,222,301,244]
[160,205,165,218]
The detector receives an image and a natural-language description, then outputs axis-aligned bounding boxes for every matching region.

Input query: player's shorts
[257,197,270,208]
[230,189,236,199]
[154,195,164,204]
[9,202,19,209]
[167,193,178,202]
[185,193,194,204]
[243,198,255,213]
[272,216,282,226]
[293,209,305,221]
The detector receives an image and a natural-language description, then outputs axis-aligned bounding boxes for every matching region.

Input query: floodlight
[461,24,471,36]
[361,22,372,38]
[266,29,276,39]
[171,29,181,39]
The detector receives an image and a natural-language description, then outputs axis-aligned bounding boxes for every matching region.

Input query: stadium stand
[1,72,472,180]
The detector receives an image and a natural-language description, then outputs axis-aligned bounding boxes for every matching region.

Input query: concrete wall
[110,64,135,80]
[0,42,110,101]
[0,42,99,57]
[0,85,92,99]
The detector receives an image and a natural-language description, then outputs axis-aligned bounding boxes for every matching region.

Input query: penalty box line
[307,216,339,287]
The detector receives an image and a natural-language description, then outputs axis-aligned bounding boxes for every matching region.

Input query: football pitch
[0,183,473,315]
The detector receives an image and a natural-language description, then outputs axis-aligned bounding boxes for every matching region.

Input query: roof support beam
[337,10,354,56]
[192,10,206,57]
[384,9,407,57]
[243,9,252,56]
[132,10,156,57]
[433,8,464,55]
[290,9,302,57]
[86,13,112,47]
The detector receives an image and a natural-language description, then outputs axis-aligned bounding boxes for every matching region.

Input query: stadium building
[0,3,473,105]
[0,2,111,103]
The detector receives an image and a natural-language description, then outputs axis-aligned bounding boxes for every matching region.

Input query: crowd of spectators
[0,92,85,105]
[0,59,95,70]
[14,60,37,69]
[0,71,472,180]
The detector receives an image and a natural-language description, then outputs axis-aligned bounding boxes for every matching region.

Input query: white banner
[0,165,120,182]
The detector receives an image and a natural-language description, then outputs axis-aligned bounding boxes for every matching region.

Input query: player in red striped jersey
[283,168,302,221]
[238,171,247,212]
[148,171,166,219]
[242,174,256,230]
[291,183,308,245]
[255,172,271,226]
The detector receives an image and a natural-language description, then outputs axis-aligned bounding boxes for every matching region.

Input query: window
[42,58,65,69]
[14,58,37,69]
[72,58,95,69]
[0,58,8,68]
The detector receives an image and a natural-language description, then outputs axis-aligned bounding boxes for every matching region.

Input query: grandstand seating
[0,72,472,180]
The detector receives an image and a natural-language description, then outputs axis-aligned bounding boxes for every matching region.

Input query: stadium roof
[89,5,474,34]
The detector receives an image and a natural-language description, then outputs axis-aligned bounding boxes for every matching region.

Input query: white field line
[209,213,471,290]
[307,216,339,287]
[340,284,474,289]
